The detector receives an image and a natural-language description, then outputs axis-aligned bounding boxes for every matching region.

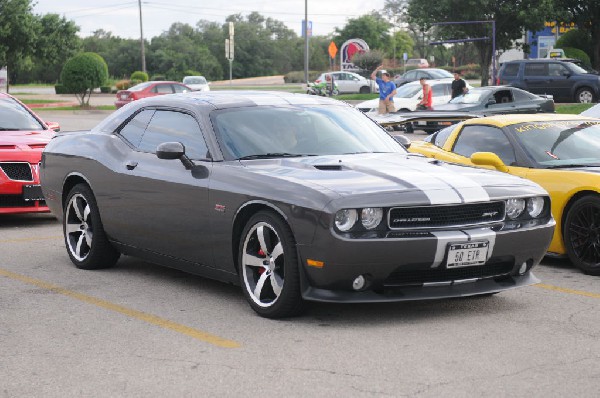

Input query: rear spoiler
[368,111,482,127]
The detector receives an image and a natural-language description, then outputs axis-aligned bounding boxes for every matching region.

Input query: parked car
[356,79,468,113]
[434,86,555,113]
[408,113,600,275]
[115,81,191,108]
[41,91,554,317]
[182,75,210,92]
[0,93,60,214]
[314,71,374,94]
[581,103,600,117]
[394,68,453,86]
[406,58,430,68]
[498,59,600,103]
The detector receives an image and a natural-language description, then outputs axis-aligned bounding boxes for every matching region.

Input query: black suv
[498,59,600,103]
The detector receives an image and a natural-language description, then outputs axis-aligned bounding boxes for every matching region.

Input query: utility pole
[138,0,146,73]
[304,0,309,83]
[225,23,234,84]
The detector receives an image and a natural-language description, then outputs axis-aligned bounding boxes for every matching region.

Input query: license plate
[23,184,44,201]
[417,121,428,126]
[120,94,128,100]
[446,241,489,268]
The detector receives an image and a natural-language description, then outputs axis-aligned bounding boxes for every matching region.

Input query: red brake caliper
[258,249,266,274]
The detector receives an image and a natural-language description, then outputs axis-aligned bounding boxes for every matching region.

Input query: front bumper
[297,218,555,303]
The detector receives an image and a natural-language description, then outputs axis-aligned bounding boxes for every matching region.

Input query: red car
[0,93,59,214]
[115,81,191,108]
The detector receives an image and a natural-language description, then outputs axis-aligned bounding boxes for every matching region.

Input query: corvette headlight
[335,209,358,231]
[361,207,383,230]
[527,197,545,218]
[506,198,526,220]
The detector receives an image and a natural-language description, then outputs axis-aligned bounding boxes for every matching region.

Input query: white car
[182,75,210,92]
[314,71,375,94]
[356,79,472,113]
[581,103,600,117]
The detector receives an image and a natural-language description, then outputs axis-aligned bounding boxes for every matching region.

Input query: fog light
[352,275,366,291]
[518,262,528,275]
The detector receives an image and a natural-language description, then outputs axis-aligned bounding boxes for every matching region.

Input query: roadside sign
[328,41,338,59]
[403,52,408,61]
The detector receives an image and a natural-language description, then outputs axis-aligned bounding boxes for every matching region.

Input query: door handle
[125,161,138,170]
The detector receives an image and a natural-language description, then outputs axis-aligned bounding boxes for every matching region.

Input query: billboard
[340,39,369,71]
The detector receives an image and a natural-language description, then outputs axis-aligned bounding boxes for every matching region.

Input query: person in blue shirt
[371,65,397,114]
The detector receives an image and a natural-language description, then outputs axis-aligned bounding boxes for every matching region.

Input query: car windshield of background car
[509,120,600,167]
[183,76,207,85]
[212,105,405,160]
[566,62,590,74]
[449,91,484,104]
[395,84,422,98]
[128,82,153,91]
[0,98,45,130]
[430,70,453,78]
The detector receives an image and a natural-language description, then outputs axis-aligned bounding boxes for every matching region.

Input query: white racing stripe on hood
[430,228,497,268]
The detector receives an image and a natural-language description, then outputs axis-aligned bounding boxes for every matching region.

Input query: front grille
[0,195,37,208]
[383,259,514,287]
[0,162,33,181]
[388,201,505,229]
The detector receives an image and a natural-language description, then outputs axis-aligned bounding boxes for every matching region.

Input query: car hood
[0,130,54,146]
[241,153,542,205]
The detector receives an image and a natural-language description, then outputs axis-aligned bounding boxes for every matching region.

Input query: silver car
[315,71,374,94]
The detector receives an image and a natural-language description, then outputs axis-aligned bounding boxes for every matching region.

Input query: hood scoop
[314,164,344,171]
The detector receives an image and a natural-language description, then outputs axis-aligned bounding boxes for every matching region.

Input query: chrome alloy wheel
[241,221,285,308]
[65,193,94,261]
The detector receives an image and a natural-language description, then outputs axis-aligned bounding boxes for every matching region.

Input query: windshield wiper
[237,153,308,160]
[545,164,600,169]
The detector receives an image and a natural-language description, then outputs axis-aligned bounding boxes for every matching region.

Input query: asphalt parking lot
[3,110,600,397]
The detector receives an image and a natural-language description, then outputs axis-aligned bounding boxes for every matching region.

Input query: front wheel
[575,87,595,103]
[359,86,371,94]
[238,211,304,318]
[64,184,120,270]
[563,195,600,275]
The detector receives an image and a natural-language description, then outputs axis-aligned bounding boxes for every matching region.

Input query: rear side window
[502,64,519,76]
[524,63,547,76]
[118,109,154,147]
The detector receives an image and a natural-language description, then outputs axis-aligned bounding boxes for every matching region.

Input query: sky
[33,0,386,40]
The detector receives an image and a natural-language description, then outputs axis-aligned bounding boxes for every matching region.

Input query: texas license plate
[23,184,44,201]
[446,241,489,268]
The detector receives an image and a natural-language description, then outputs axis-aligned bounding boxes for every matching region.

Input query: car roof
[461,113,598,128]
[505,59,576,64]
[403,78,453,87]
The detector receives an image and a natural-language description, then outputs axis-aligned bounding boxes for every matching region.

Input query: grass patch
[18,99,63,104]
[555,103,594,114]
[36,105,117,111]
[335,93,378,101]
[211,84,304,93]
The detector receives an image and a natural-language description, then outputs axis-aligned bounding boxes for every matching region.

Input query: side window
[405,70,417,80]
[117,109,154,147]
[433,125,455,148]
[548,63,568,77]
[172,84,187,93]
[453,125,516,165]
[154,84,173,94]
[493,89,513,104]
[138,110,209,160]
[432,84,446,96]
[502,64,520,76]
[524,63,547,77]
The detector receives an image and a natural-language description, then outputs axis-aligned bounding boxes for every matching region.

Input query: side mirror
[393,134,411,149]
[157,142,195,169]
[486,99,496,107]
[45,121,60,132]
[470,152,508,172]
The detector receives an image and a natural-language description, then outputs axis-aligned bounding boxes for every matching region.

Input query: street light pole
[304,0,309,83]
[138,0,146,73]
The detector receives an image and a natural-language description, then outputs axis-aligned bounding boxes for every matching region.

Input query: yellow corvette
[408,113,600,275]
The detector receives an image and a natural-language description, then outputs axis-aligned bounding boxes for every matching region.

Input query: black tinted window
[139,111,209,159]
[524,63,547,76]
[433,125,455,147]
[548,63,569,76]
[0,97,44,130]
[502,64,519,76]
[118,109,154,147]
[453,125,516,165]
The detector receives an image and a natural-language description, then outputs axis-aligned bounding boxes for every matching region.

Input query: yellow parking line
[0,236,63,243]
[0,268,241,348]
[536,283,600,299]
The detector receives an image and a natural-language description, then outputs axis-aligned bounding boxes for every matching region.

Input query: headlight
[335,209,358,231]
[361,207,383,230]
[527,197,545,218]
[506,198,526,219]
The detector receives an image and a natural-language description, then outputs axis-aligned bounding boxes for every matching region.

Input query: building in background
[528,22,576,59]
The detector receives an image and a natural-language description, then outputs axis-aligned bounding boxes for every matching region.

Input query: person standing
[371,65,397,114]
[451,71,467,99]
[417,77,433,110]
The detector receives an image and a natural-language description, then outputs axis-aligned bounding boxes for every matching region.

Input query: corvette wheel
[564,195,600,275]
[239,211,304,318]
[64,184,120,270]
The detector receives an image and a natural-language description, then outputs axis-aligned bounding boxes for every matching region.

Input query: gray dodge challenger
[41,91,555,318]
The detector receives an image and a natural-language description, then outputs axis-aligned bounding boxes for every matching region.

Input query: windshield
[394,84,422,98]
[183,76,207,85]
[212,105,406,160]
[566,62,590,74]
[509,120,600,167]
[0,97,45,131]
[449,89,488,104]
[429,70,453,78]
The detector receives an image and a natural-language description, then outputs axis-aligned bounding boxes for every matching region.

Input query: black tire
[359,86,371,94]
[238,211,304,318]
[575,87,595,104]
[563,195,600,275]
[63,184,120,270]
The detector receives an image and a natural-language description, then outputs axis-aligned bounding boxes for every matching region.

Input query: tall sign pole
[225,22,234,84]
[138,0,146,73]
[304,0,309,83]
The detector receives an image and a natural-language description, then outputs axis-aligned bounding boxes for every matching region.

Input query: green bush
[556,29,593,61]
[130,79,142,86]
[115,80,131,90]
[100,86,111,93]
[130,71,149,82]
[563,47,592,68]
[54,84,69,94]
[60,52,109,106]
[151,75,166,81]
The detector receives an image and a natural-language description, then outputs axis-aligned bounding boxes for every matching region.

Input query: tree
[60,52,108,107]
[0,0,37,91]
[334,13,391,51]
[407,0,554,85]
[351,50,385,74]
[552,0,600,69]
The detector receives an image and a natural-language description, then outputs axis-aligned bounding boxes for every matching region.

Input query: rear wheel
[238,211,304,318]
[359,86,371,94]
[575,87,595,103]
[64,184,120,270]
[563,195,600,275]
